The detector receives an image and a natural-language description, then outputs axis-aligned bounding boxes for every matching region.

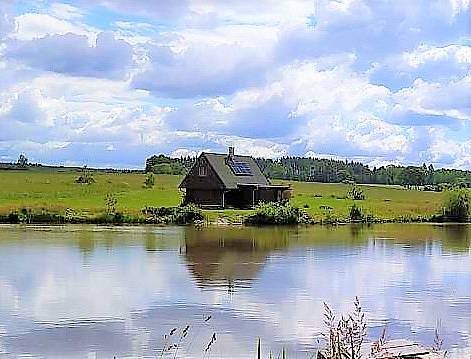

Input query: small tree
[443,190,469,222]
[347,185,365,200]
[349,203,363,222]
[105,193,118,215]
[75,166,95,184]
[17,154,28,167]
[144,173,155,189]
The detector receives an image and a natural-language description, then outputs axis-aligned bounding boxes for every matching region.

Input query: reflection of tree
[440,225,470,252]
[145,232,157,252]
[77,231,95,256]
[349,224,370,241]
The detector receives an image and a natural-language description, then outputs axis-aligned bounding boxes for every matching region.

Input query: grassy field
[0,169,451,222]
[278,180,448,221]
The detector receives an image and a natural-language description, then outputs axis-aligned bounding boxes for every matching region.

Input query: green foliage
[145,154,195,174]
[255,157,471,186]
[173,204,205,224]
[142,204,204,224]
[442,190,470,222]
[347,185,365,200]
[245,202,312,225]
[399,166,427,187]
[17,154,28,167]
[144,172,155,188]
[105,193,118,215]
[75,166,95,184]
[349,203,363,221]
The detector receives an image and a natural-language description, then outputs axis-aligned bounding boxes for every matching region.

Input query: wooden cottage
[179,147,290,208]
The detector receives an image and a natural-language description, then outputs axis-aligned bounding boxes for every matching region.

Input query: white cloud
[395,76,471,121]
[1,0,470,168]
[13,13,95,41]
[132,24,278,97]
[49,3,85,21]
[8,32,134,79]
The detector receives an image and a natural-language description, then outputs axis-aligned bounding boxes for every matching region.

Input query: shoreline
[0,216,469,227]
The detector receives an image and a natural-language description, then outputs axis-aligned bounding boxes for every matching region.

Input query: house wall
[180,155,224,190]
[257,188,275,202]
[185,189,223,206]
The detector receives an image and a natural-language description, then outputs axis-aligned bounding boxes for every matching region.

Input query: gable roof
[200,152,270,189]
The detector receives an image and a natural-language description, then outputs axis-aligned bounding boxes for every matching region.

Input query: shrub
[245,202,311,225]
[349,203,363,222]
[442,190,469,222]
[142,204,204,224]
[347,185,365,200]
[143,173,155,189]
[75,167,95,184]
[105,193,118,215]
[173,204,204,225]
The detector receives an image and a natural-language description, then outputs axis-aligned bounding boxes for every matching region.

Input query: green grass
[0,170,454,222]
[275,180,448,222]
[0,170,182,216]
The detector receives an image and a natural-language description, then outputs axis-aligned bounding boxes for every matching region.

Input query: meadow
[0,169,451,223]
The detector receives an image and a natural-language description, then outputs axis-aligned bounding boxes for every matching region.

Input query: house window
[198,165,207,177]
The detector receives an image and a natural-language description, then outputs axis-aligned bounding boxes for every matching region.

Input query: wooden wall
[180,156,224,190]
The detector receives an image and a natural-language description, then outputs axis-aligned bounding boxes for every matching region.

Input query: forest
[145,154,471,188]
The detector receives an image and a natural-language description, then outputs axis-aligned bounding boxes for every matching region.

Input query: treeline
[255,157,471,187]
[146,154,471,187]
[145,154,195,175]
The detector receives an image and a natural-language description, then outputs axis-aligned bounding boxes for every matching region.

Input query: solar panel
[229,161,253,176]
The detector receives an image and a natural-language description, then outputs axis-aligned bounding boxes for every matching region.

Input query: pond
[0,224,470,358]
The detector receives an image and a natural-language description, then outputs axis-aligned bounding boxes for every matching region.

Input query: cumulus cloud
[132,25,277,97]
[1,0,470,168]
[276,0,470,69]
[13,12,95,41]
[394,76,471,121]
[7,32,134,79]
[0,11,14,40]
[371,44,471,89]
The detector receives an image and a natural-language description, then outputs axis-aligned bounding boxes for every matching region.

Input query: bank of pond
[0,190,469,225]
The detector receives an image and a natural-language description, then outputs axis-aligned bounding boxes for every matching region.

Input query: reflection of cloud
[0,225,470,357]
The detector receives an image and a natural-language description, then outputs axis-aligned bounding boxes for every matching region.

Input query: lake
[0,224,470,358]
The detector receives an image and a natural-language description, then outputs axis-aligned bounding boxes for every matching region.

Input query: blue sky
[0,0,470,168]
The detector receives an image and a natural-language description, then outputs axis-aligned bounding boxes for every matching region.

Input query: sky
[0,0,470,169]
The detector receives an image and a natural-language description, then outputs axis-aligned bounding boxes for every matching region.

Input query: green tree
[105,193,118,215]
[75,166,95,184]
[17,154,28,167]
[443,190,469,222]
[144,173,155,188]
[347,185,365,200]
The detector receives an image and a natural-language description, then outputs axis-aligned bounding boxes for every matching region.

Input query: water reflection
[0,224,469,358]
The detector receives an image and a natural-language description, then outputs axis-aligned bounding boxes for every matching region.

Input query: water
[0,224,470,358]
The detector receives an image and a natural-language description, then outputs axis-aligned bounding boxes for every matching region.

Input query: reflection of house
[179,147,290,208]
[183,229,269,289]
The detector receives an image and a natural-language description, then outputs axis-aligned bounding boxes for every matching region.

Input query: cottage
[179,147,290,208]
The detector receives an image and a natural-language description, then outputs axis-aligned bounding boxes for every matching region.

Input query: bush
[75,167,95,184]
[442,190,470,222]
[349,203,363,222]
[173,204,204,225]
[245,202,311,225]
[105,193,118,215]
[143,173,155,188]
[142,204,204,224]
[347,185,365,200]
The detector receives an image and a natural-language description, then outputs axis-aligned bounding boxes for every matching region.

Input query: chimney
[228,146,235,159]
